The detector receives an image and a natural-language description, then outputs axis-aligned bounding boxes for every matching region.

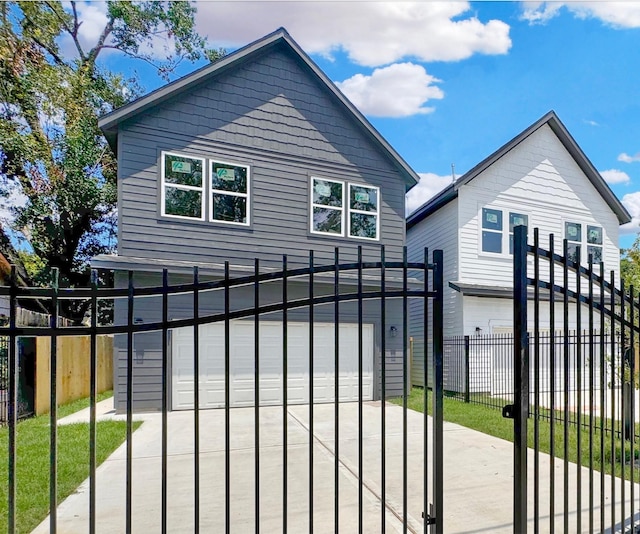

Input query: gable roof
[407,110,631,228]
[99,28,418,188]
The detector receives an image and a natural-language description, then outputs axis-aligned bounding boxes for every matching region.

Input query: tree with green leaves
[622,234,640,291]
[0,1,222,322]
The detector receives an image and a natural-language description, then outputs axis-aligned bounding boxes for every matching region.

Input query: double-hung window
[565,222,603,264]
[480,207,528,255]
[210,161,250,225]
[310,177,380,240]
[161,153,205,220]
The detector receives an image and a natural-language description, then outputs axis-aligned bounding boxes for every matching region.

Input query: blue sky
[88,1,640,248]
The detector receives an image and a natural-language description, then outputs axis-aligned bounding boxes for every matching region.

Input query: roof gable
[99,28,418,187]
[407,111,631,227]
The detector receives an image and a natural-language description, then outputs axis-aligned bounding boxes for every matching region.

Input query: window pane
[212,193,247,223]
[313,179,342,207]
[350,213,378,239]
[482,231,502,253]
[165,187,202,218]
[164,154,203,187]
[350,185,378,212]
[565,222,581,242]
[482,208,502,231]
[587,225,603,245]
[509,212,528,232]
[313,207,342,234]
[566,242,580,263]
[588,245,602,264]
[211,162,247,193]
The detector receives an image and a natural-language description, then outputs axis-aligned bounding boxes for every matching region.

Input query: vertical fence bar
[89,270,98,534]
[309,251,314,534]
[599,262,606,533]
[549,234,556,534]
[7,266,17,534]
[464,336,470,404]
[533,229,540,534]
[433,249,444,534]
[610,270,616,533]
[513,225,528,533]
[282,256,288,534]
[357,247,364,534]
[225,261,231,534]
[126,270,134,534]
[193,267,200,533]
[587,257,594,534]
[49,268,59,534]
[423,247,430,530]
[161,269,168,534]
[575,254,582,534]
[381,245,386,534]
[630,286,636,531]
[562,240,570,534]
[254,260,260,534]
[620,280,626,531]
[334,248,340,534]
[402,247,408,534]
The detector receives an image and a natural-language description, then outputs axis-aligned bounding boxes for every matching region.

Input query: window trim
[309,176,345,237]
[347,182,380,241]
[209,159,251,226]
[160,151,206,221]
[478,206,529,257]
[563,219,603,264]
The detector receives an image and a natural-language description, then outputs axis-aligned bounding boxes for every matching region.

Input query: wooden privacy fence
[35,335,113,415]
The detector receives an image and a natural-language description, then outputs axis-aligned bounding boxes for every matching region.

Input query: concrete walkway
[32,399,639,533]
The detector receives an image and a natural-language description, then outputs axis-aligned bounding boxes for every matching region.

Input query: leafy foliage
[0,1,221,322]
[621,234,640,291]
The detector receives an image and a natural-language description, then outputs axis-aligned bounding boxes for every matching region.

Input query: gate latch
[421,511,436,525]
[502,404,515,419]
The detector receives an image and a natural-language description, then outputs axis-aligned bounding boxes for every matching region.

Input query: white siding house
[407,111,631,387]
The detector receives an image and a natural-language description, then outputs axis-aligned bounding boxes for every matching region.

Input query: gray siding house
[94,28,419,412]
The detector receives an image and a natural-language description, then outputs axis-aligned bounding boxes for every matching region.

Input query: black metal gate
[512,225,640,533]
[3,246,444,533]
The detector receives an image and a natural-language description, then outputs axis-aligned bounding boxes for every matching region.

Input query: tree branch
[45,0,85,61]
[86,16,114,68]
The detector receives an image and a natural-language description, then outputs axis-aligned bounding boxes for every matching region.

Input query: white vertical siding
[458,124,621,288]
[407,198,461,386]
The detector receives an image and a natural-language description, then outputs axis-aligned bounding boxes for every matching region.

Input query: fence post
[464,335,470,403]
[432,249,444,534]
[513,225,529,533]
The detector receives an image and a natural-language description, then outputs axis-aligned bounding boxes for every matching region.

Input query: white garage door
[171,320,374,410]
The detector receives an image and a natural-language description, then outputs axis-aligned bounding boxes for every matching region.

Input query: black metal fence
[0,336,34,424]
[2,247,444,534]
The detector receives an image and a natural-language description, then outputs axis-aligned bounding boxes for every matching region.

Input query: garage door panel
[172,320,374,410]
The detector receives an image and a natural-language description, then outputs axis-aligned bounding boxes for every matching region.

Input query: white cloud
[336,63,443,118]
[583,119,599,127]
[620,191,640,235]
[600,169,631,185]
[522,2,640,28]
[619,152,640,163]
[196,2,511,67]
[406,173,454,216]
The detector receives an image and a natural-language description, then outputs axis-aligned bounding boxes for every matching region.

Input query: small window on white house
[481,208,528,255]
[565,222,603,264]
[161,153,205,220]
[349,184,379,240]
[210,161,250,225]
[311,178,344,235]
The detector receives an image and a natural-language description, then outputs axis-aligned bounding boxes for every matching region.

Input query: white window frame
[161,151,205,221]
[347,183,380,241]
[478,206,529,257]
[209,159,251,226]
[309,176,345,237]
[563,220,603,264]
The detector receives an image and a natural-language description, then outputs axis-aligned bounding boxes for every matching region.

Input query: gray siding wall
[113,271,409,412]
[117,46,407,269]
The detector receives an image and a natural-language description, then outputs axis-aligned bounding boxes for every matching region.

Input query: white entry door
[171,320,374,410]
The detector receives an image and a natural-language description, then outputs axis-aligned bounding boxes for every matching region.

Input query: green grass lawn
[394,387,640,481]
[0,392,141,534]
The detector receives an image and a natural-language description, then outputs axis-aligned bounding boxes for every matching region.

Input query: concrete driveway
[32,399,638,533]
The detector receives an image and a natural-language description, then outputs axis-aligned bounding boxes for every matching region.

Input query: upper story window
[210,161,250,225]
[161,153,205,220]
[310,177,380,240]
[481,207,528,255]
[565,222,603,264]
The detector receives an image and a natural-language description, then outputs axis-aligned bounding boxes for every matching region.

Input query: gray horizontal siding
[113,271,413,412]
